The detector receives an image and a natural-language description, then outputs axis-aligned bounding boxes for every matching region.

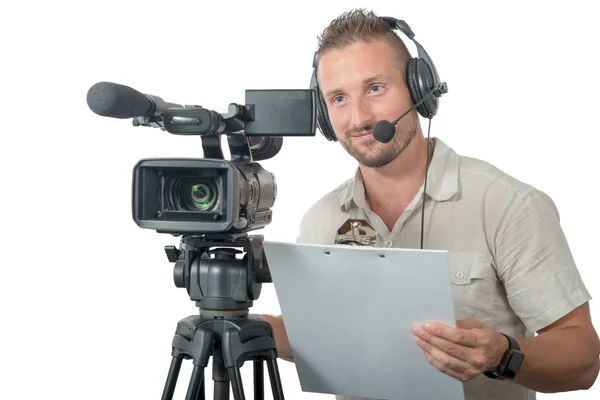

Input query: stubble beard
[340,112,418,168]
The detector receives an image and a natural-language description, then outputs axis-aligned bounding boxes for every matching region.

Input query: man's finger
[419,322,479,347]
[424,352,471,382]
[413,326,472,362]
[417,340,477,382]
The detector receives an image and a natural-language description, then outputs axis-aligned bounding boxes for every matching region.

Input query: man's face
[317,39,418,168]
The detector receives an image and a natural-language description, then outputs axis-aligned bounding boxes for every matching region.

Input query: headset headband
[380,17,442,91]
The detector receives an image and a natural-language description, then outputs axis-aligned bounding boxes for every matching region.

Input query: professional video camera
[87,81,316,400]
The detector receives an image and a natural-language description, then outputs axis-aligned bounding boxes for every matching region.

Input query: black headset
[309,16,448,142]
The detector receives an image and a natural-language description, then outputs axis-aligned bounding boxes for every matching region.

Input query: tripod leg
[186,365,205,400]
[228,366,246,400]
[162,355,184,400]
[266,356,285,400]
[213,381,229,400]
[197,373,205,400]
[254,361,264,400]
[213,344,230,400]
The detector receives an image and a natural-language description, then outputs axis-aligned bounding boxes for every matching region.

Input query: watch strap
[483,333,523,380]
[501,332,520,351]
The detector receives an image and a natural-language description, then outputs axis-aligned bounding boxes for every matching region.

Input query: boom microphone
[373,83,445,143]
[86,81,182,119]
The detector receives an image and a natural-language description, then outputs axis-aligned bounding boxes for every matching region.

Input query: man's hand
[412,318,509,382]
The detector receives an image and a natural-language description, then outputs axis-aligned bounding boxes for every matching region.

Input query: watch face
[505,350,525,378]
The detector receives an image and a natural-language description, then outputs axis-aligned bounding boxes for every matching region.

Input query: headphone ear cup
[407,58,438,118]
[406,58,426,118]
[310,77,337,142]
[316,87,337,141]
[310,68,337,141]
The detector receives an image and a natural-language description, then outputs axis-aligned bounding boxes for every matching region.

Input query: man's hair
[316,9,412,77]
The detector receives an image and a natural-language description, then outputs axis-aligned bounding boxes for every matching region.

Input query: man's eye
[371,85,382,92]
[333,96,344,103]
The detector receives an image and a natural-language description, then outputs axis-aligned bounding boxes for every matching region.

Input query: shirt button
[384,240,393,247]
[455,272,465,279]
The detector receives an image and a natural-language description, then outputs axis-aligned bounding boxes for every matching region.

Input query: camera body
[132,158,277,235]
[86,82,317,237]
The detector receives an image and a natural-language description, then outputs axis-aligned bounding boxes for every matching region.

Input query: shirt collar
[340,137,459,212]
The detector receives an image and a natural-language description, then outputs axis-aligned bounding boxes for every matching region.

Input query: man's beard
[339,112,418,168]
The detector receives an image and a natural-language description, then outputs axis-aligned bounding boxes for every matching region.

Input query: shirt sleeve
[494,189,592,333]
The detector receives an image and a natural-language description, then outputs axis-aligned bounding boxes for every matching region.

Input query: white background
[1,0,599,399]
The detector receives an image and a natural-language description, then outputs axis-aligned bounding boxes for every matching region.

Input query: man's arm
[255,314,294,362]
[512,301,600,392]
[490,188,599,391]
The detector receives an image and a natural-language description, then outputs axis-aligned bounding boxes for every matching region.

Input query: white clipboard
[262,240,465,400]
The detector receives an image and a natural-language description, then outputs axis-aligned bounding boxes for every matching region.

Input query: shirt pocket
[448,251,498,324]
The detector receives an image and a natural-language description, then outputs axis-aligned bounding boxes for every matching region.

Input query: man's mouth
[351,131,373,138]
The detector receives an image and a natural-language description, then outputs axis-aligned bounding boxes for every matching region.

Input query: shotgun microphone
[86,81,182,119]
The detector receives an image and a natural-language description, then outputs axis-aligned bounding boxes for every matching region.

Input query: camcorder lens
[166,178,218,212]
[190,183,214,210]
[192,184,209,201]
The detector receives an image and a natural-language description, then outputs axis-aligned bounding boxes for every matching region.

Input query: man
[258,8,600,400]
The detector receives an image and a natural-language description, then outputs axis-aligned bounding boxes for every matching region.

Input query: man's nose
[349,97,374,128]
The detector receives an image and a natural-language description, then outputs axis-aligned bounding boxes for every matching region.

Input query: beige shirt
[295,137,591,400]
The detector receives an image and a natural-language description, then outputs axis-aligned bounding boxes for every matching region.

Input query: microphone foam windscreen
[373,120,395,143]
[87,82,151,119]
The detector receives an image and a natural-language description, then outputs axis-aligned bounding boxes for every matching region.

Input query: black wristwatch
[483,333,525,380]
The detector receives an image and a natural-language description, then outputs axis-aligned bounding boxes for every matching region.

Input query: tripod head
[87,81,316,314]
[166,233,271,317]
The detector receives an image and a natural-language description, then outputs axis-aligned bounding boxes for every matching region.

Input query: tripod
[160,234,285,400]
